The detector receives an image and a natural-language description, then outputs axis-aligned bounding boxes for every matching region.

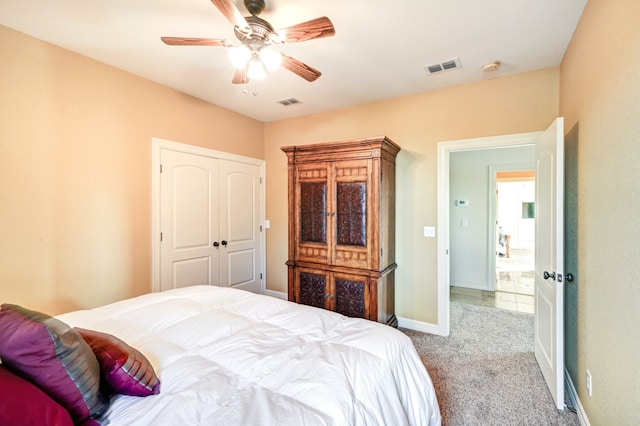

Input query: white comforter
[57,286,441,426]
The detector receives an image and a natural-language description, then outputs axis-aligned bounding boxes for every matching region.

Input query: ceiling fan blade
[276,17,335,44]
[231,66,249,85]
[161,37,227,46]
[281,54,321,82]
[211,0,251,33]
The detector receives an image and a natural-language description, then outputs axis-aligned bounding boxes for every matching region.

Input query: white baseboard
[450,282,492,291]
[263,289,287,300]
[262,294,442,335]
[397,316,441,334]
[565,368,590,426]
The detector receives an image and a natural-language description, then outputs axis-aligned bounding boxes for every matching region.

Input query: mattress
[57,285,441,425]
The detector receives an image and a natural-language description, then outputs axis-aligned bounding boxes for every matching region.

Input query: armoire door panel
[297,245,330,261]
[335,182,367,247]
[295,163,331,264]
[298,270,327,309]
[334,275,367,318]
[299,181,327,243]
[332,159,372,269]
[334,248,368,268]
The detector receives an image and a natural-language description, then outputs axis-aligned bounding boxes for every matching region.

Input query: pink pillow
[76,328,160,397]
[0,365,74,426]
[0,304,108,426]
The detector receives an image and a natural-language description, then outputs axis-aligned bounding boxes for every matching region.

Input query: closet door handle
[221,240,228,246]
[543,271,556,280]
[213,241,220,247]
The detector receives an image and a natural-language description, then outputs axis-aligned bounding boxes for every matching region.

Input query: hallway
[451,248,534,314]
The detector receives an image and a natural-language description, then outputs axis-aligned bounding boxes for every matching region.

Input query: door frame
[151,137,266,293]
[436,131,541,336]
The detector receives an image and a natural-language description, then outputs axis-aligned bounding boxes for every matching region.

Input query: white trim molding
[436,131,542,336]
[151,137,267,294]
[565,368,591,426]
[397,317,441,335]
[264,289,287,300]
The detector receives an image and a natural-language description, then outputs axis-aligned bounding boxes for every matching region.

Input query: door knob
[213,241,220,247]
[566,273,575,283]
[221,240,228,246]
[543,271,556,280]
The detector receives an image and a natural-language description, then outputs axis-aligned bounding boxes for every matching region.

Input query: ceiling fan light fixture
[259,48,282,71]
[247,59,267,80]
[162,0,335,84]
[228,45,251,69]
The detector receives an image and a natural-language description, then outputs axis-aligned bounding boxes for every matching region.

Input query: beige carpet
[402,302,579,425]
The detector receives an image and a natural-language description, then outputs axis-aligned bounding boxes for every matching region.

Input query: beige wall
[3,1,637,420]
[560,0,640,422]
[265,68,559,323]
[0,26,264,315]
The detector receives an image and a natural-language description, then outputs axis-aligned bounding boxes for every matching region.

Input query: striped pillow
[76,328,160,397]
[0,304,108,425]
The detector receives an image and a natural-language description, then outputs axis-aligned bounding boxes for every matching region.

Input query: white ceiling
[1,0,587,122]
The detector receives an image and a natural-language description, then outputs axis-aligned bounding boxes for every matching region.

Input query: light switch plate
[424,226,436,237]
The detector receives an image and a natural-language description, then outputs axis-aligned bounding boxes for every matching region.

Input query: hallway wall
[449,146,534,291]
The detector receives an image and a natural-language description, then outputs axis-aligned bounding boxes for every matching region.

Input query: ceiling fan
[161,0,335,84]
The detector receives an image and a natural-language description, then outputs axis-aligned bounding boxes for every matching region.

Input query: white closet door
[160,149,219,291]
[218,160,263,293]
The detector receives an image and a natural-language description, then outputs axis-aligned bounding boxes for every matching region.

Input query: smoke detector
[482,61,501,72]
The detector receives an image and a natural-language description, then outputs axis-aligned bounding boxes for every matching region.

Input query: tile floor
[451,248,535,314]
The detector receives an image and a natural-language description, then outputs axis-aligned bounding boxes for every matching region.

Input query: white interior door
[534,117,565,410]
[160,149,219,291]
[218,160,263,293]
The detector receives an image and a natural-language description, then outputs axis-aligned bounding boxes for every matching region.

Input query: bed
[1,285,441,425]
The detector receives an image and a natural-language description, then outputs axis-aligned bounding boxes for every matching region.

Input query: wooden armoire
[281,136,400,327]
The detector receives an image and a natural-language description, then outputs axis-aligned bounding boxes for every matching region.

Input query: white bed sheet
[57,286,441,425]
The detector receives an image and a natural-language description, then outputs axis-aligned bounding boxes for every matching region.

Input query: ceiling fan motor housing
[234,15,276,48]
[244,0,266,16]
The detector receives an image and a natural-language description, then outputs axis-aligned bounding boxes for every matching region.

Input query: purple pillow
[0,304,108,426]
[0,365,74,426]
[76,328,160,397]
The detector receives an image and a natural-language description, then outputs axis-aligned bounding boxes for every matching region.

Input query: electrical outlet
[586,369,593,397]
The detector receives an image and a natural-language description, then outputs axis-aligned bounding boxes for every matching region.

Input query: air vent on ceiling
[277,98,302,106]
[424,57,462,75]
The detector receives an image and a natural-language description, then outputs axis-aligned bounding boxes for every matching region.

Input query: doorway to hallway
[495,171,535,313]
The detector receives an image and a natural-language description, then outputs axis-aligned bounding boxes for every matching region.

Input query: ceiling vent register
[424,57,462,75]
[277,98,301,106]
